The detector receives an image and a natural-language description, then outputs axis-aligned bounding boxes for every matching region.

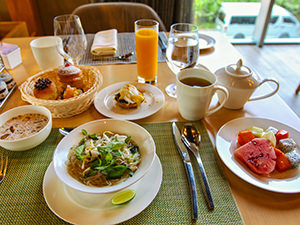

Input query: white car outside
[216,2,300,39]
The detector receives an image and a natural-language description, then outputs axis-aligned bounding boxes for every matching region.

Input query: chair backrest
[72,2,166,33]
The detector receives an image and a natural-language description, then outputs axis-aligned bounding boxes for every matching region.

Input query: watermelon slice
[234,138,277,175]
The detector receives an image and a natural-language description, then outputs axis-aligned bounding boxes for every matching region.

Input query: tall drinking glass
[135,19,159,84]
[165,23,199,97]
[53,14,87,65]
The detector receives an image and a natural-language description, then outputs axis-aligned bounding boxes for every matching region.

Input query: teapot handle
[249,78,279,101]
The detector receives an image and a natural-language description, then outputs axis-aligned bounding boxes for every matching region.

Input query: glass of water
[165,23,199,98]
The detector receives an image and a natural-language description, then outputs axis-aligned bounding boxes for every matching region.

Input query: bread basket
[20,65,103,118]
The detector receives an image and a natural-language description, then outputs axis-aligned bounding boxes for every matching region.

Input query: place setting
[93,19,165,120]
[79,29,167,65]
[43,119,163,225]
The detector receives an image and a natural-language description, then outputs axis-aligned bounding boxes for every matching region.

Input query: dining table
[1,30,300,225]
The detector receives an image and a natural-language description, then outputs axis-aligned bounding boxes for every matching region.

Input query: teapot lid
[225,59,252,77]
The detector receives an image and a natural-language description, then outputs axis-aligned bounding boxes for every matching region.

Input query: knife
[172,122,198,220]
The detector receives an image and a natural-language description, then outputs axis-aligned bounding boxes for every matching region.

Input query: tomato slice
[275,129,289,144]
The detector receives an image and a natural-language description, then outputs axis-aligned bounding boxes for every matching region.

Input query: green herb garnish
[75,144,85,160]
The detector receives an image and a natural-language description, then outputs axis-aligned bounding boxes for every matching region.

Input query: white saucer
[43,154,163,225]
[198,33,216,50]
[94,82,165,120]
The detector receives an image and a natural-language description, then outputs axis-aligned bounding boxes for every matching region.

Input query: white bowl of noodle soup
[53,119,156,195]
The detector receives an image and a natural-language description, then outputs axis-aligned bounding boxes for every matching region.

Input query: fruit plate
[216,117,300,193]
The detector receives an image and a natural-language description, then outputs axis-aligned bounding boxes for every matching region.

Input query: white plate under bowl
[94,82,165,120]
[43,155,162,225]
[216,117,300,193]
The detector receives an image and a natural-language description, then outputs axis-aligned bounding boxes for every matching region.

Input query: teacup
[30,36,64,71]
[176,68,229,120]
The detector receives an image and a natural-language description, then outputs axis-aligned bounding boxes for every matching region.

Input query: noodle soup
[67,129,141,187]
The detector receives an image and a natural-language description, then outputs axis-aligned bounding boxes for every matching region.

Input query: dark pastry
[33,78,58,100]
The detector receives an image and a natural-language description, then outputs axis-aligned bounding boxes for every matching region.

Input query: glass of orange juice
[135,19,159,83]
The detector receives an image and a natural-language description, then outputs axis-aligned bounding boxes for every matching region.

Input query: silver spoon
[181,124,214,210]
[93,52,134,61]
[59,127,73,136]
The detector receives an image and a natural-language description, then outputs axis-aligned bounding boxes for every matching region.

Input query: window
[230,16,257,25]
[193,0,300,45]
[217,11,226,23]
[270,16,279,24]
[283,17,296,24]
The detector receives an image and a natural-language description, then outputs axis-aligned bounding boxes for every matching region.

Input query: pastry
[57,64,83,88]
[62,85,83,99]
[33,78,58,100]
[114,83,145,108]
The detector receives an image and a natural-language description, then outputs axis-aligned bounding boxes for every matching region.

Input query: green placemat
[0,121,243,224]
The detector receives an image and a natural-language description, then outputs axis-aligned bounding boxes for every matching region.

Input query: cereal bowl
[53,119,156,194]
[0,105,52,151]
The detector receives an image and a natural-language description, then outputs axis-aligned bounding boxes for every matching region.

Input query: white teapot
[215,59,279,109]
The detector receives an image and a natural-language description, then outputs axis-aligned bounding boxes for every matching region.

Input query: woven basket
[20,65,103,118]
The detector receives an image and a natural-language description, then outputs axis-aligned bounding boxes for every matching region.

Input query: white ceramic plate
[198,33,216,50]
[216,117,300,193]
[94,82,165,120]
[43,154,162,225]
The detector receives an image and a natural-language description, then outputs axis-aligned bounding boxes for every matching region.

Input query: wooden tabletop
[3,31,300,225]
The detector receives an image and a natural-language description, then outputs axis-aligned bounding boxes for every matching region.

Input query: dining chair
[72,2,167,33]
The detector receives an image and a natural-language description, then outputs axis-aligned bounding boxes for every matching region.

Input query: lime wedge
[111,190,136,205]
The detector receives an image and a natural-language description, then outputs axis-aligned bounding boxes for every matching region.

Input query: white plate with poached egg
[94,82,165,120]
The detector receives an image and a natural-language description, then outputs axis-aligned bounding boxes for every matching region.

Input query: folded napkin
[91,29,118,56]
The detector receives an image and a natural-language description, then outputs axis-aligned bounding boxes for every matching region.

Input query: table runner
[79,32,167,66]
[0,121,243,224]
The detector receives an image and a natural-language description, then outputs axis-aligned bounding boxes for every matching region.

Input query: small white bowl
[0,105,52,151]
[53,119,156,194]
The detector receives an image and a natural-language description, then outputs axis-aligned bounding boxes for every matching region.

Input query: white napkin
[91,29,118,56]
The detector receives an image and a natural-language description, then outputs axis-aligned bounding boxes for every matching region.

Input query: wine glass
[53,14,87,65]
[165,23,199,98]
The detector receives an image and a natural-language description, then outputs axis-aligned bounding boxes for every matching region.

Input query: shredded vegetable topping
[67,129,141,187]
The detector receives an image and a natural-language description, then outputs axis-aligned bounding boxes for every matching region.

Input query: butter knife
[172,122,198,220]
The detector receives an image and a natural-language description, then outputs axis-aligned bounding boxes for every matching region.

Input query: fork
[0,150,8,184]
